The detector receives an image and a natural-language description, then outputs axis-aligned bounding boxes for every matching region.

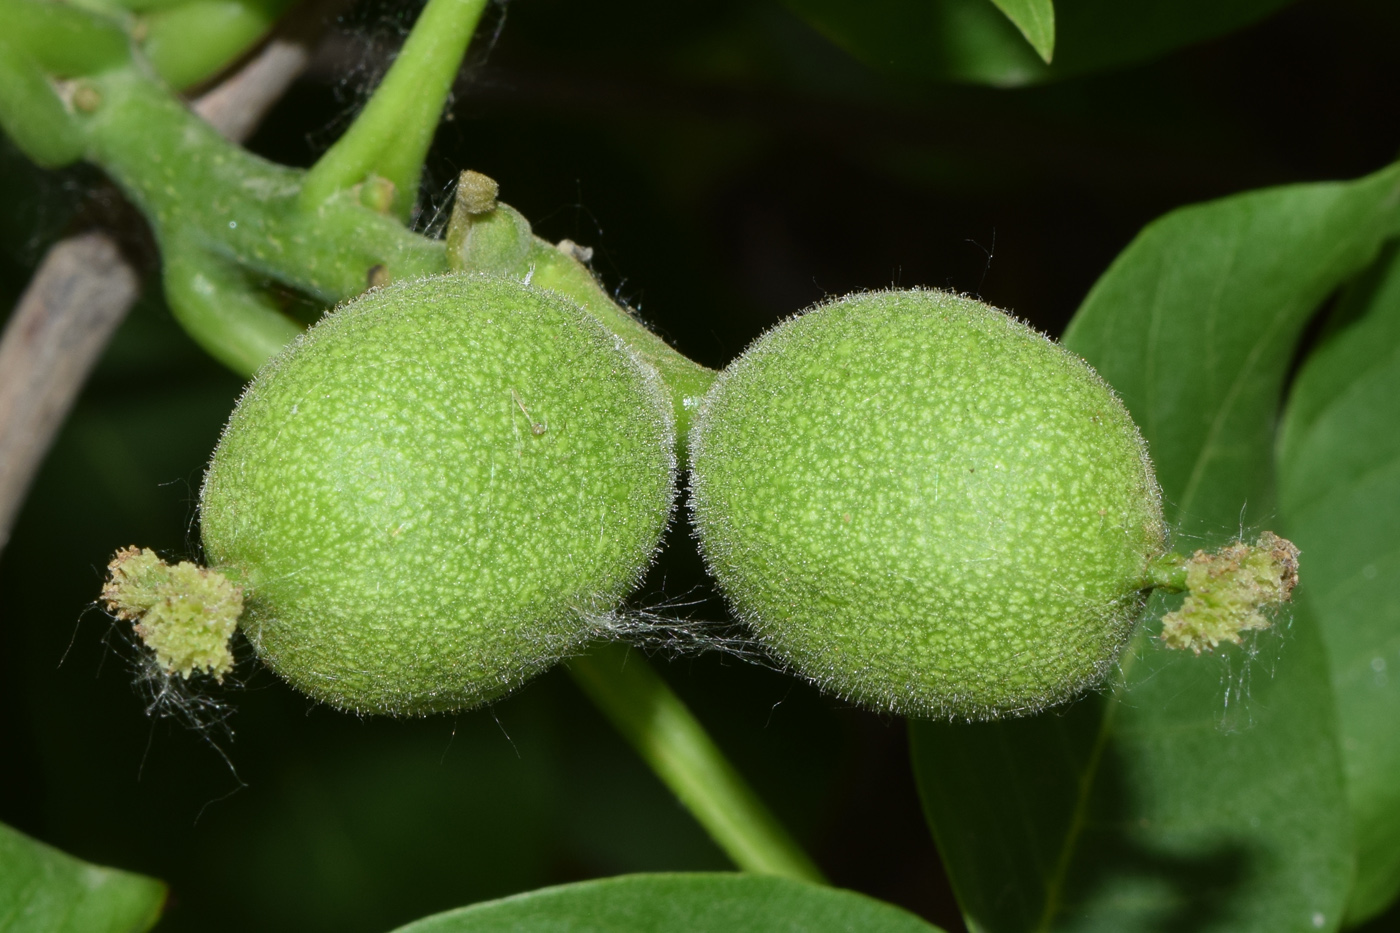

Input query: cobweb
[94,599,250,783]
[588,590,778,669]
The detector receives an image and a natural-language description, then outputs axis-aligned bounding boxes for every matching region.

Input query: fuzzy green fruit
[200,274,675,715]
[689,289,1167,720]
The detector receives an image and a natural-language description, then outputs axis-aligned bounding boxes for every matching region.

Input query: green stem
[299,0,489,220]
[568,642,826,884]
[1144,552,1188,592]
[141,0,299,90]
[7,0,713,438]
[3,0,129,78]
[162,242,303,376]
[76,68,447,299]
[525,240,718,444]
[65,65,712,452]
[0,38,84,167]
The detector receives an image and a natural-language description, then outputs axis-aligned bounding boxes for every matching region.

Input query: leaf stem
[568,642,826,884]
[299,0,490,220]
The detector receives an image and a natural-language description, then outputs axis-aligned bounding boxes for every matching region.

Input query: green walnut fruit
[200,274,676,715]
[689,289,1167,720]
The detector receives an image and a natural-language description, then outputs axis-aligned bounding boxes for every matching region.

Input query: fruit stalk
[568,642,826,884]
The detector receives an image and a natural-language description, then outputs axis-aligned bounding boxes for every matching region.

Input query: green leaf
[988,0,1055,63]
[912,160,1400,933]
[782,0,1299,86]
[388,873,944,932]
[781,0,1047,87]
[1277,243,1400,924]
[0,821,165,933]
[1065,163,1400,538]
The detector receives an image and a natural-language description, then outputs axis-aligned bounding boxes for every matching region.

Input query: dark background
[3,1,1400,930]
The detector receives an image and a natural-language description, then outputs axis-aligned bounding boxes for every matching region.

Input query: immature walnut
[199,274,676,715]
[689,289,1168,721]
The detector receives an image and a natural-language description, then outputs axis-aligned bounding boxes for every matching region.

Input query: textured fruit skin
[689,289,1166,720]
[200,274,675,715]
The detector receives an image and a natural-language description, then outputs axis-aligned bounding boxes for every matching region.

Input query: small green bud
[70,82,102,113]
[199,274,676,715]
[445,172,534,274]
[102,546,240,681]
[689,289,1168,721]
[453,169,500,215]
[359,174,397,215]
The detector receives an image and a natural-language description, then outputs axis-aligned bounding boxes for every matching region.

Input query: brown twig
[0,234,138,552]
[192,38,312,142]
[0,34,317,555]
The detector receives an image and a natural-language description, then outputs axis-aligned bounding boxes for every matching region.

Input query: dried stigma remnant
[1158,531,1301,654]
[102,546,242,680]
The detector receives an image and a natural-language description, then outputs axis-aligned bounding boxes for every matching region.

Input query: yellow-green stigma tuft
[102,546,241,680]
[1158,532,1300,654]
